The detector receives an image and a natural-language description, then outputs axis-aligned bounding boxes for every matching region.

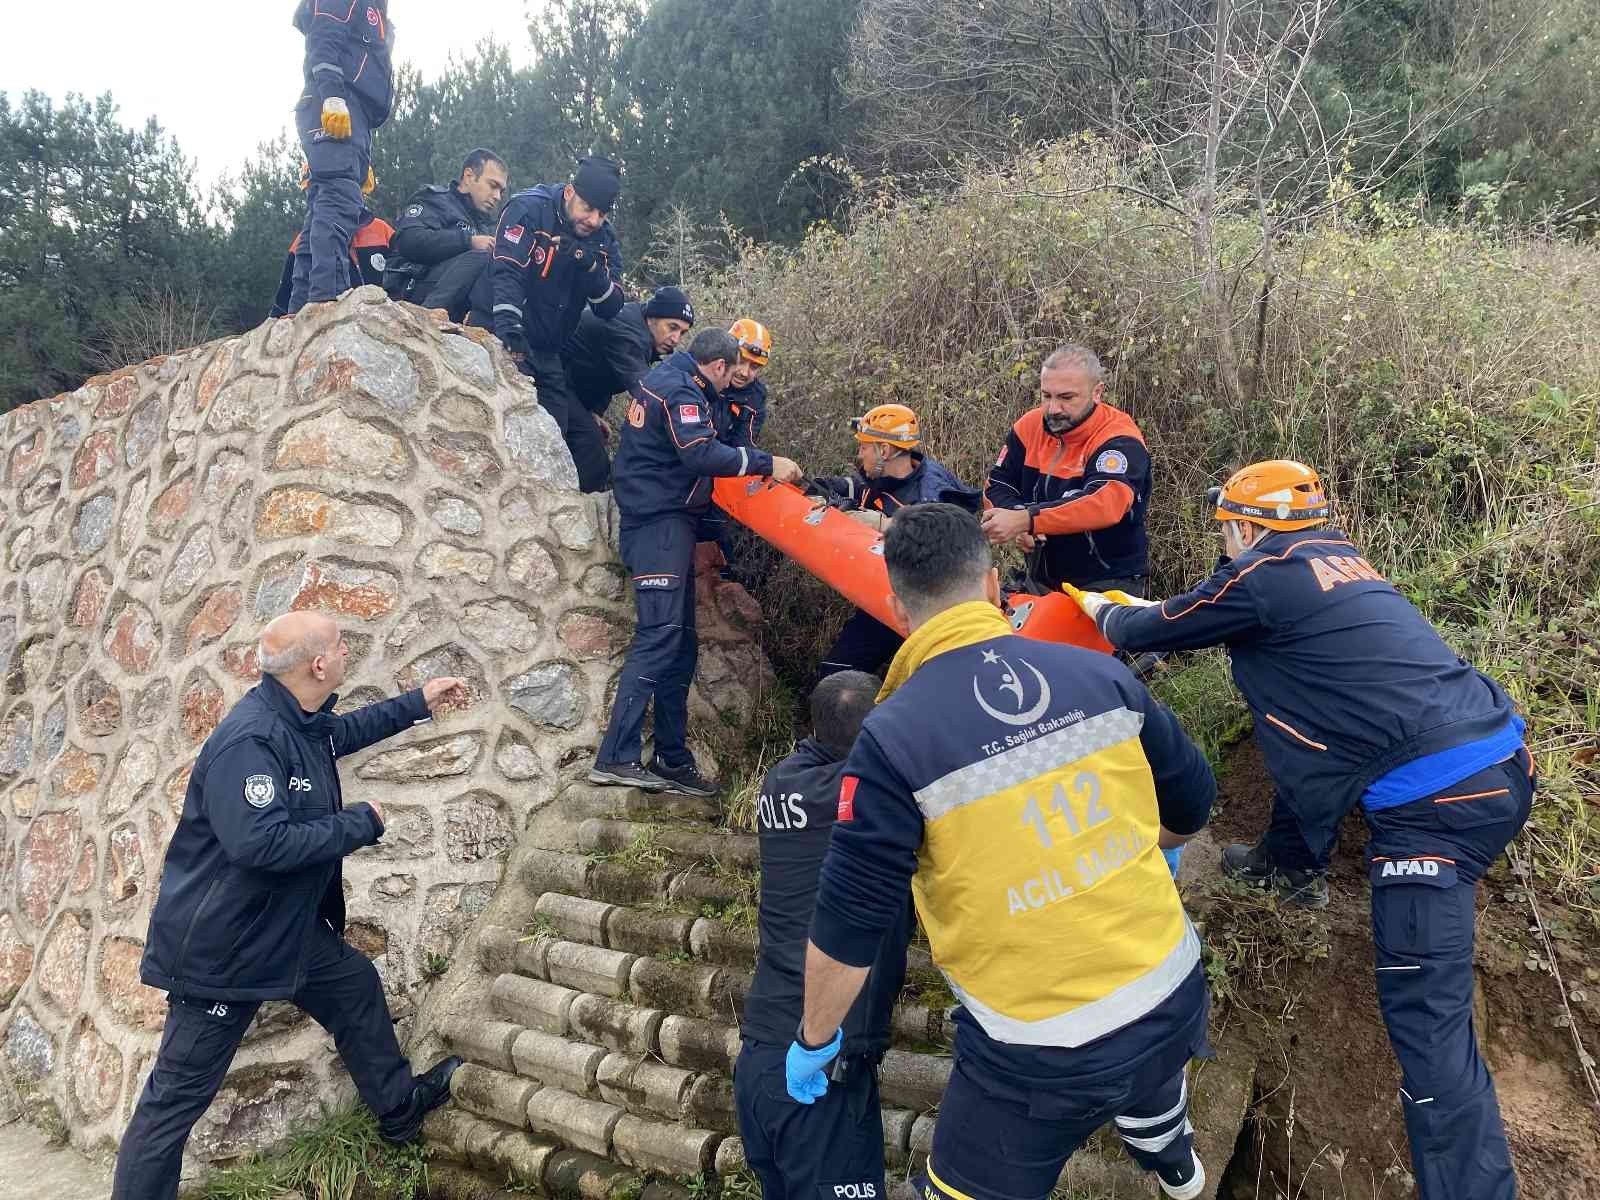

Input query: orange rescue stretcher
[710,476,1113,655]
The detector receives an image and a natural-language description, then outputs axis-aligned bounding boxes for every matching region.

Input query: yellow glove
[361,164,376,195]
[1104,589,1158,608]
[321,97,352,140]
[1061,582,1112,621]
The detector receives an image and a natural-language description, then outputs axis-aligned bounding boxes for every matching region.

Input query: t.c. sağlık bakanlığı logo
[972,647,1052,726]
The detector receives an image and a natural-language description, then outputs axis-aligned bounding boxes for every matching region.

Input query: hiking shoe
[648,756,722,798]
[588,761,670,791]
[379,1055,463,1145]
[1222,841,1330,909]
[1157,1149,1206,1200]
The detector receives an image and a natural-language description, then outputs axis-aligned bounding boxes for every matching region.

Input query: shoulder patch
[678,404,701,424]
[504,224,525,245]
[404,204,423,218]
[243,774,276,809]
[837,775,858,822]
[1094,449,1129,475]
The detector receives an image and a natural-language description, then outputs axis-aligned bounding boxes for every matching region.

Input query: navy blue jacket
[742,738,911,1058]
[1101,528,1518,858]
[490,184,625,354]
[816,452,980,516]
[384,182,494,292]
[612,351,775,525]
[294,0,394,126]
[563,303,659,415]
[717,378,768,448]
[141,675,431,1002]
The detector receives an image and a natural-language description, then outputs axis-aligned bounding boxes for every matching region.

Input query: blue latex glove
[1163,846,1183,879]
[785,1028,842,1104]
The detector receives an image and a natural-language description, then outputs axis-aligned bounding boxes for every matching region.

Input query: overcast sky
[1,2,540,189]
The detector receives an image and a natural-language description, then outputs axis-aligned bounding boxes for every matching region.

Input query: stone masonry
[0,287,775,1181]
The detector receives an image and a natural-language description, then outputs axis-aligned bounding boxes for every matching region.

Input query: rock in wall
[0,287,774,1176]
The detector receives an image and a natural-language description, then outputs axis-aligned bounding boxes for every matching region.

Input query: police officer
[560,286,696,493]
[735,671,912,1199]
[811,403,980,677]
[489,156,627,481]
[288,0,394,313]
[792,504,1215,1200]
[982,344,1153,597]
[384,148,509,320]
[111,611,468,1200]
[1078,459,1532,1200]
[590,329,803,795]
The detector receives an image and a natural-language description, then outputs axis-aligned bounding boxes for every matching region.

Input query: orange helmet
[729,318,772,365]
[850,403,920,449]
[1207,459,1330,531]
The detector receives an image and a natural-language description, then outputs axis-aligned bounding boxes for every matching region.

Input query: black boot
[1221,840,1329,909]
[378,1055,463,1145]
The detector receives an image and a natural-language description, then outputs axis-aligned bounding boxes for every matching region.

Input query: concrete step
[578,818,760,871]
[561,781,722,824]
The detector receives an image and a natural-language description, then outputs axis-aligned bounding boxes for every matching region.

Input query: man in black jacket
[590,329,802,796]
[560,286,696,493]
[735,670,912,1200]
[384,148,509,319]
[288,0,394,312]
[112,611,468,1200]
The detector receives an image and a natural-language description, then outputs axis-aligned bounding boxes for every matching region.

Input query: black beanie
[573,156,623,213]
[643,286,695,326]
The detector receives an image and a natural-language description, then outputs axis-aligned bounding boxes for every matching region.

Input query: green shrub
[693,144,1600,923]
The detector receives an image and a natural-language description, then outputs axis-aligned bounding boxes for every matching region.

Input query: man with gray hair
[113,611,469,1200]
[591,329,802,796]
[982,344,1153,597]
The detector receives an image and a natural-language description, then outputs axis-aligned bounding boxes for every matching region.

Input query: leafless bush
[84,286,221,373]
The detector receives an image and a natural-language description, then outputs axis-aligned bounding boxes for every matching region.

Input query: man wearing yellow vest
[791,503,1217,1200]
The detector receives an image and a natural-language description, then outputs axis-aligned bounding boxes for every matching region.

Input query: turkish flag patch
[837,775,858,822]
[504,224,524,245]
[678,404,701,423]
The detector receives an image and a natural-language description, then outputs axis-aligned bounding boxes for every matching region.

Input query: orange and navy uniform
[490,184,624,355]
[986,404,1151,585]
[1099,527,1520,860]
[717,377,768,449]
[294,0,395,126]
[611,350,775,526]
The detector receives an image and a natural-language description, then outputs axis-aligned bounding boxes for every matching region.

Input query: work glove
[1163,846,1183,878]
[785,1028,842,1104]
[1062,582,1113,621]
[845,509,888,532]
[320,97,352,140]
[498,326,528,358]
[361,163,376,195]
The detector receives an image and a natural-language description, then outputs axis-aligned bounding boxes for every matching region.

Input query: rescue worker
[488,156,626,482]
[289,0,394,313]
[383,148,508,320]
[590,329,803,796]
[1077,459,1532,1200]
[811,404,980,676]
[735,671,912,1199]
[112,611,467,1200]
[561,286,696,493]
[983,344,1152,596]
[793,503,1216,1200]
[699,318,774,569]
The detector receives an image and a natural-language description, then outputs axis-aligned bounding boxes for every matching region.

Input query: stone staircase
[416,781,1252,1199]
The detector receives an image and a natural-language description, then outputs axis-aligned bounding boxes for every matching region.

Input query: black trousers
[819,609,904,679]
[522,349,611,493]
[111,922,414,1200]
[596,515,699,767]
[412,249,492,323]
[734,1039,886,1200]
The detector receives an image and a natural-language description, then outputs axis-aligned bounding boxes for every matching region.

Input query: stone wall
[0,288,773,1176]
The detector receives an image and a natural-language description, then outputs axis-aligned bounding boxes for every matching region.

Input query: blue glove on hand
[1163,846,1183,879]
[785,1028,842,1104]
